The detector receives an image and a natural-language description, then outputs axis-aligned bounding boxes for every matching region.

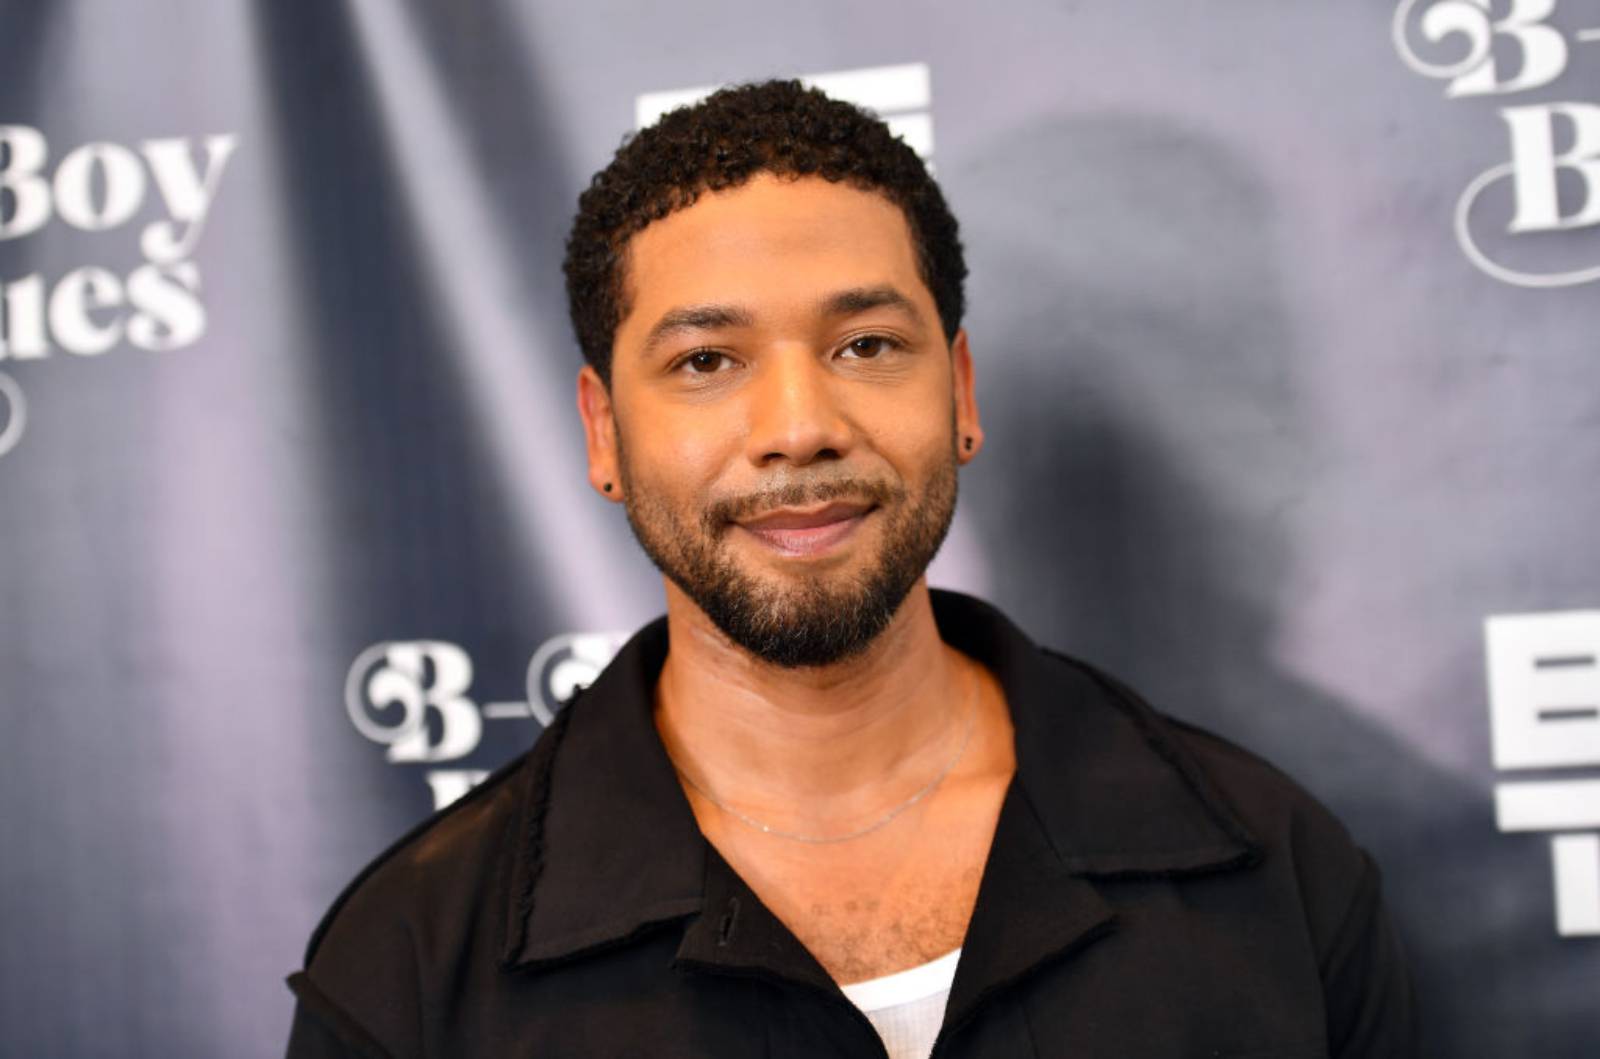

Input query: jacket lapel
[940,781,1118,1040]
[932,591,1262,880]
[929,592,1264,1038]
[499,616,707,970]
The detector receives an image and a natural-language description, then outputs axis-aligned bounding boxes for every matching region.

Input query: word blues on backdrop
[0,125,237,358]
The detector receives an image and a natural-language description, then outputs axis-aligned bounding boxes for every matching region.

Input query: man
[286,81,1414,1057]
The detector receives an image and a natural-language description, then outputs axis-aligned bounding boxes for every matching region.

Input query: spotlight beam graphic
[347,0,642,630]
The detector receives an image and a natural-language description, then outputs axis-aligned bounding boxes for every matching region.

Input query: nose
[743,347,853,468]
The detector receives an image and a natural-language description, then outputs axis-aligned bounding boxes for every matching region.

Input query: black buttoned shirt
[285,591,1415,1057]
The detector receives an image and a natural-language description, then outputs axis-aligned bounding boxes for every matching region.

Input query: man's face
[578,174,982,667]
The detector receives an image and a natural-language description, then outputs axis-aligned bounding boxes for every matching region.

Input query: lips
[735,501,874,557]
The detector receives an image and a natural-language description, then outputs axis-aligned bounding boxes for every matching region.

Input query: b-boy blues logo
[0,126,236,458]
[346,632,628,810]
[1393,0,1600,287]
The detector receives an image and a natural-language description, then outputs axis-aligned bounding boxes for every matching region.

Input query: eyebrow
[820,285,922,322]
[641,304,756,356]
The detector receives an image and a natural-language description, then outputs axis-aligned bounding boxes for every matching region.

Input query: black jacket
[286,591,1415,1057]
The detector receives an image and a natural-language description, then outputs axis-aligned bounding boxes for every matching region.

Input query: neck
[653,580,974,833]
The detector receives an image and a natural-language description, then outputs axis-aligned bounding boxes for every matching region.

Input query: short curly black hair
[563,79,966,386]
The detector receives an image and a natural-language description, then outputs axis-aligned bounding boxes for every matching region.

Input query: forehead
[616,174,928,338]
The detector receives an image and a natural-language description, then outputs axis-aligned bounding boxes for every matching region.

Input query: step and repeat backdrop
[2,1,1598,1055]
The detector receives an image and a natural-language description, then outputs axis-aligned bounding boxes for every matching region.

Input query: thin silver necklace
[673,667,979,845]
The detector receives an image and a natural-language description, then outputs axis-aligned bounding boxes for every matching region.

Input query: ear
[951,329,983,464]
[576,364,623,501]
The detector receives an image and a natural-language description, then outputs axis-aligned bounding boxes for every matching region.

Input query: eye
[677,349,732,374]
[840,334,898,359]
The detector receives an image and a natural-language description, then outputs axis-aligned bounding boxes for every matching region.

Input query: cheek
[624,409,740,498]
[873,398,957,471]
[668,415,742,478]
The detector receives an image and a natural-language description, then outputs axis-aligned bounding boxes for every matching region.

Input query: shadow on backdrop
[0,1,64,279]
[950,113,1593,1056]
[251,1,571,662]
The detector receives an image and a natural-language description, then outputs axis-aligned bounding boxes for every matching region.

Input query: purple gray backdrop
[2,0,1598,1054]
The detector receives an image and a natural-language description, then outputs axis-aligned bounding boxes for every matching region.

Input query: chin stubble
[618,442,959,669]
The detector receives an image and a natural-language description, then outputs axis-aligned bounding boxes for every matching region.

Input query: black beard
[619,448,958,669]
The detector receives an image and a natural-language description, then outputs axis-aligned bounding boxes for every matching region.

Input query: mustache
[704,477,902,531]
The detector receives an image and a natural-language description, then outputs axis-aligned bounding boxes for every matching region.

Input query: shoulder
[1164,711,1386,949]
[1163,708,1357,846]
[1151,704,1416,1052]
[303,751,527,965]
[1131,666,1391,964]
[289,711,572,1047]
[1036,646,1427,1055]
[1166,713,1368,865]
[1045,648,1377,934]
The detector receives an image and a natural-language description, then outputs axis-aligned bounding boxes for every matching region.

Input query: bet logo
[1485,610,1600,936]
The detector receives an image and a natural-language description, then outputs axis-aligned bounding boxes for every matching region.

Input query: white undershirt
[838,948,961,1059]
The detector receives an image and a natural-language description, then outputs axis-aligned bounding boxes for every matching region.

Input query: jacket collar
[499,615,703,969]
[499,589,1261,973]
[950,592,1262,878]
